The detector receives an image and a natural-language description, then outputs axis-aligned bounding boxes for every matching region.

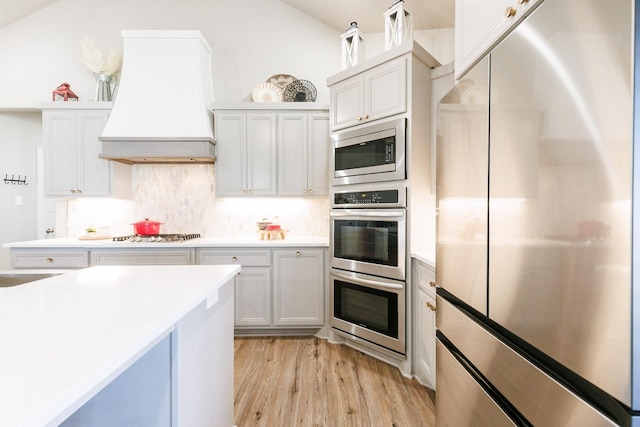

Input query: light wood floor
[234,336,436,427]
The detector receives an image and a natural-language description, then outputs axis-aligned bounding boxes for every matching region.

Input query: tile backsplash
[66,164,329,238]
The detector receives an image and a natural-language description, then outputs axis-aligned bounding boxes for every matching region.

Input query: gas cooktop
[112,233,201,242]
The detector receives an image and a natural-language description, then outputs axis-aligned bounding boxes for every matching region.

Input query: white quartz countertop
[3,236,329,249]
[412,248,436,269]
[0,264,240,427]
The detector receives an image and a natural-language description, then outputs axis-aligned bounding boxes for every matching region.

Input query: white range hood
[100,30,216,164]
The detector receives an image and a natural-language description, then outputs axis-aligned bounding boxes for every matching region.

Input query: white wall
[0,0,343,108]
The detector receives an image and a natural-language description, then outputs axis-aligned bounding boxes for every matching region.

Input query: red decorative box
[52,83,78,101]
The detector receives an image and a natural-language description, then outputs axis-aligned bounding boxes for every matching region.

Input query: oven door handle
[329,211,404,219]
[331,270,404,290]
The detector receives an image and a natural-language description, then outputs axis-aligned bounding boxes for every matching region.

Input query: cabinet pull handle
[429,281,436,288]
[517,0,529,3]
[426,301,436,311]
[46,257,53,262]
[505,6,516,17]
[363,114,369,120]
[232,256,238,262]
[296,251,301,256]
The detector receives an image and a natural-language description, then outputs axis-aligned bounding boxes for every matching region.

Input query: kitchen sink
[0,273,62,288]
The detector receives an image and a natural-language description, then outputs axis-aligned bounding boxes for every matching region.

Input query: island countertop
[0,264,240,427]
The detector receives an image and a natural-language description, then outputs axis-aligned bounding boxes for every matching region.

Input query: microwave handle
[331,270,404,290]
[329,211,404,219]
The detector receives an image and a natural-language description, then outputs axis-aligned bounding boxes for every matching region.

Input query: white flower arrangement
[81,36,122,76]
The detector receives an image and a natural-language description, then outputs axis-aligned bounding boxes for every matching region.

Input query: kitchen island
[0,264,239,427]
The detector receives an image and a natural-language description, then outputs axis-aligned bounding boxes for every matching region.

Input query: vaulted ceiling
[0,0,454,32]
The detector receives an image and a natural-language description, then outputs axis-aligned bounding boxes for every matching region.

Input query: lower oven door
[330,268,405,354]
[330,208,406,281]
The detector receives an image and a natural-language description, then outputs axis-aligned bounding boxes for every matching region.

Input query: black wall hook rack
[4,174,28,185]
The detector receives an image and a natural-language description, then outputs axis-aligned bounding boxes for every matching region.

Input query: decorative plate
[251,82,283,102]
[283,79,317,102]
[266,74,297,91]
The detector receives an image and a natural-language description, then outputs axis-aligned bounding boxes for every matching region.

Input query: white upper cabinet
[215,112,277,196]
[330,57,407,131]
[42,104,130,198]
[455,0,544,79]
[277,112,329,196]
[214,106,329,197]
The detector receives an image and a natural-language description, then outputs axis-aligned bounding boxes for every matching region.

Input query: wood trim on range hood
[99,30,216,165]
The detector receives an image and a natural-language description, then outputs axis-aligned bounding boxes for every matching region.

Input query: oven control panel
[334,189,399,206]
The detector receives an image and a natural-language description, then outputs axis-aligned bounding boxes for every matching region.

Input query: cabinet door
[273,249,324,326]
[277,114,308,196]
[306,113,330,196]
[416,288,437,389]
[246,114,277,195]
[76,111,111,196]
[365,57,407,122]
[43,111,78,196]
[455,0,544,79]
[330,75,364,131]
[215,113,246,196]
[235,267,271,327]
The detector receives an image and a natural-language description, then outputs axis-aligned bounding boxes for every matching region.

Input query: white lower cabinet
[11,248,89,269]
[196,247,325,329]
[234,267,272,326]
[414,259,436,389]
[90,248,195,265]
[273,249,324,326]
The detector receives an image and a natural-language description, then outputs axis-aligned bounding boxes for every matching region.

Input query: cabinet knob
[247,189,252,194]
[76,189,82,194]
[46,257,53,263]
[505,6,517,17]
[357,116,363,121]
[429,281,436,288]
[303,189,307,194]
[308,189,313,194]
[70,189,76,194]
[296,251,301,256]
[517,0,529,3]
[426,301,436,311]
[232,256,238,262]
[236,272,241,276]
[363,114,369,120]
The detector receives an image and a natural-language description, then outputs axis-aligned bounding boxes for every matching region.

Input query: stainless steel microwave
[331,117,406,186]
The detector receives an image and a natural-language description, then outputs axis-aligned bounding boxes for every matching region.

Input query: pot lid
[132,218,163,225]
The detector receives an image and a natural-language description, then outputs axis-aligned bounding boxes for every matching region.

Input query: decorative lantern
[340,22,365,70]
[384,0,413,50]
[52,83,79,101]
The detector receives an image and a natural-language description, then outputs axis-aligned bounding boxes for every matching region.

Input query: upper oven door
[331,117,406,185]
[330,208,406,280]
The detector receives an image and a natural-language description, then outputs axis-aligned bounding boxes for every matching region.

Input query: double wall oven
[329,117,408,355]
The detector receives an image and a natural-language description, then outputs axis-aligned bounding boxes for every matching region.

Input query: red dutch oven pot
[132,218,163,235]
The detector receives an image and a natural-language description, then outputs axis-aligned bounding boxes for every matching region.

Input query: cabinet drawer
[90,249,195,266]
[11,249,89,269]
[416,260,436,298]
[196,249,271,267]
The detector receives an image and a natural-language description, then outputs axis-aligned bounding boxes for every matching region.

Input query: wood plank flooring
[234,336,436,427]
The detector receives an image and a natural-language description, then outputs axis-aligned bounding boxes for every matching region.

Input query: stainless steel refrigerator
[435,0,639,425]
